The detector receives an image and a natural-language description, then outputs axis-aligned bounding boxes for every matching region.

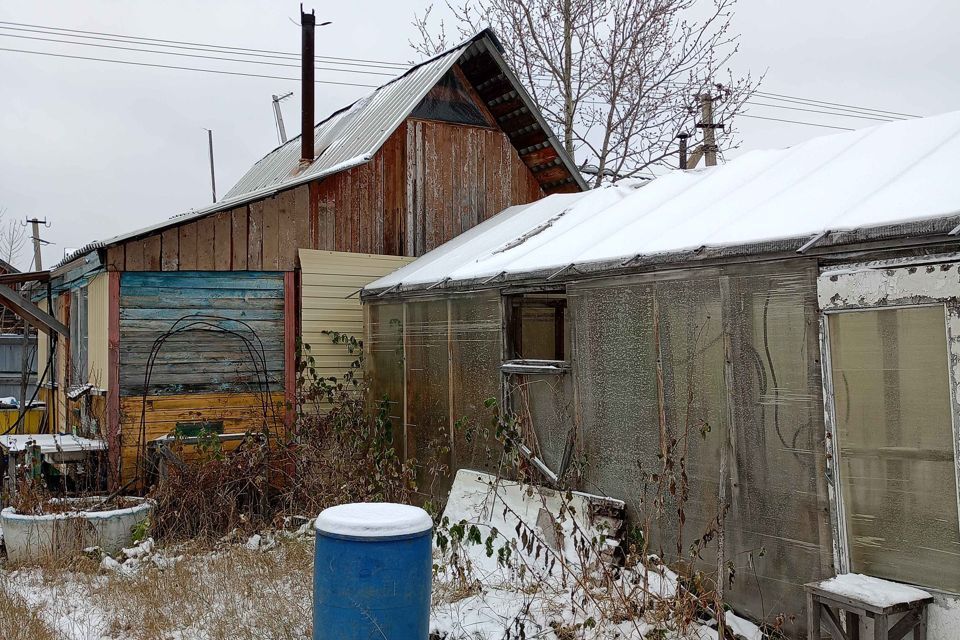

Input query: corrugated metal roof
[223,39,472,200]
[365,110,960,291]
[95,28,576,251]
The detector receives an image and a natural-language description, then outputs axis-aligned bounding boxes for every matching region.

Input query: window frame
[818,257,960,590]
[69,285,89,387]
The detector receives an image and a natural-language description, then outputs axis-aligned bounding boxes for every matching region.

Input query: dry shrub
[149,435,272,541]
[147,332,415,543]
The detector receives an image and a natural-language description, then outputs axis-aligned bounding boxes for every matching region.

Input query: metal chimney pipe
[676,132,690,170]
[301,6,315,163]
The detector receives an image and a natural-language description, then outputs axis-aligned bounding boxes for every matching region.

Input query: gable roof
[81,29,583,258]
[365,110,960,292]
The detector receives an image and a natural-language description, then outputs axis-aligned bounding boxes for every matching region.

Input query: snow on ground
[1,484,768,640]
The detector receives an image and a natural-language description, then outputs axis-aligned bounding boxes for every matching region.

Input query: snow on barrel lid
[315,502,433,538]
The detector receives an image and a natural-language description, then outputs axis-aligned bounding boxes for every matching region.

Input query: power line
[738,114,854,131]
[0,20,409,70]
[0,19,922,133]
[0,31,397,76]
[745,100,895,122]
[0,46,379,88]
[753,90,919,119]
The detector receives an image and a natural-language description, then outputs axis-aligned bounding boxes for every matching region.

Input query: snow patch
[816,573,932,608]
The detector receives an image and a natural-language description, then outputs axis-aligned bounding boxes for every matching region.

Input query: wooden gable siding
[107,116,545,271]
[405,118,543,255]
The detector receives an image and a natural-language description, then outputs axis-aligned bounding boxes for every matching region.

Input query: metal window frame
[818,260,960,584]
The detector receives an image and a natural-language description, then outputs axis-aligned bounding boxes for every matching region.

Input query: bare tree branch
[412,0,761,186]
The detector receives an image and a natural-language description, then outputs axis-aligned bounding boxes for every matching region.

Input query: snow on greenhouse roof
[366,110,960,291]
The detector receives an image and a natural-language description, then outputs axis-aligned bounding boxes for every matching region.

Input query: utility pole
[699,93,718,166]
[205,128,217,203]
[272,92,294,144]
[684,90,725,169]
[27,218,43,272]
[20,218,46,414]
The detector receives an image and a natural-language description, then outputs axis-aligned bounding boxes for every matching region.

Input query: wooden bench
[805,575,933,640]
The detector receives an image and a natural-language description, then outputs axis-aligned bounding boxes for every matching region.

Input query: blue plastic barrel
[313,502,433,640]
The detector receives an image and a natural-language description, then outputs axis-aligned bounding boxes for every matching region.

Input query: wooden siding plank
[261,194,280,269]
[106,245,125,271]
[160,227,179,271]
[284,272,296,429]
[125,239,145,271]
[231,206,248,270]
[178,223,198,270]
[293,184,311,258]
[195,216,216,270]
[247,201,264,269]
[213,211,233,270]
[277,188,298,270]
[142,235,162,271]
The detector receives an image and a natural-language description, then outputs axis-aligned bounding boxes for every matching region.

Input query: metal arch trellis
[134,313,281,479]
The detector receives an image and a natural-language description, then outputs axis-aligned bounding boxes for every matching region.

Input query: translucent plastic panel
[829,306,960,592]
[572,267,826,636]
[725,269,827,631]
[571,278,727,554]
[365,303,404,431]
[511,373,572,474]
[570,283,657,521]
[404,300,453,497]
[449,294,502,473]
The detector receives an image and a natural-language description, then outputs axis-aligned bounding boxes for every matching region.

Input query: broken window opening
[505,293,569,368]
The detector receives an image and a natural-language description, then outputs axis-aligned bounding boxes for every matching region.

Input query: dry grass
[0,538,315,640]
[0,579,58,640]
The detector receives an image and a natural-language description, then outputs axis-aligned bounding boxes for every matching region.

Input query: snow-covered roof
[366,110,960,291]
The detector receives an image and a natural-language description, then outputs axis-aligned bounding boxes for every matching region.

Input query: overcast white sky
[1,0,957,270]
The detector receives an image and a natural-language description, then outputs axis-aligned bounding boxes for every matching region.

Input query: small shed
[362,110,960,638]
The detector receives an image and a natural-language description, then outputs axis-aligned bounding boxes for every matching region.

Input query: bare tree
[0,208,27,270]
[412,0,760,186]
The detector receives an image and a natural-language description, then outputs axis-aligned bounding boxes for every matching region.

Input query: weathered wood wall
[107,116,545,272]
[118,391,285,484]
[405,119,543,255]
[118,271,285,396]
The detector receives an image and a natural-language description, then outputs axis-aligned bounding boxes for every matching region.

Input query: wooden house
[33,28,584,487]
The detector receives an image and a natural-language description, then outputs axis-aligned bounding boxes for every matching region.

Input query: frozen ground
[0,529,763,640]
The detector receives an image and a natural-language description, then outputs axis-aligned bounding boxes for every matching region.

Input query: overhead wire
[0,20,410,70]
[0,19,920,128]
[0,46,379,88]
[737,114,854,131]
[0,31,398,76]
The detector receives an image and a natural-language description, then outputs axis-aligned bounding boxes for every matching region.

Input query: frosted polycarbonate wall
[449,294,502,473]
[722,270,827,631]
[366,303,404,429]
[366,295,503,495]
[570,266,828,635]
[829,306,960,592]
[404,300,453,496]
